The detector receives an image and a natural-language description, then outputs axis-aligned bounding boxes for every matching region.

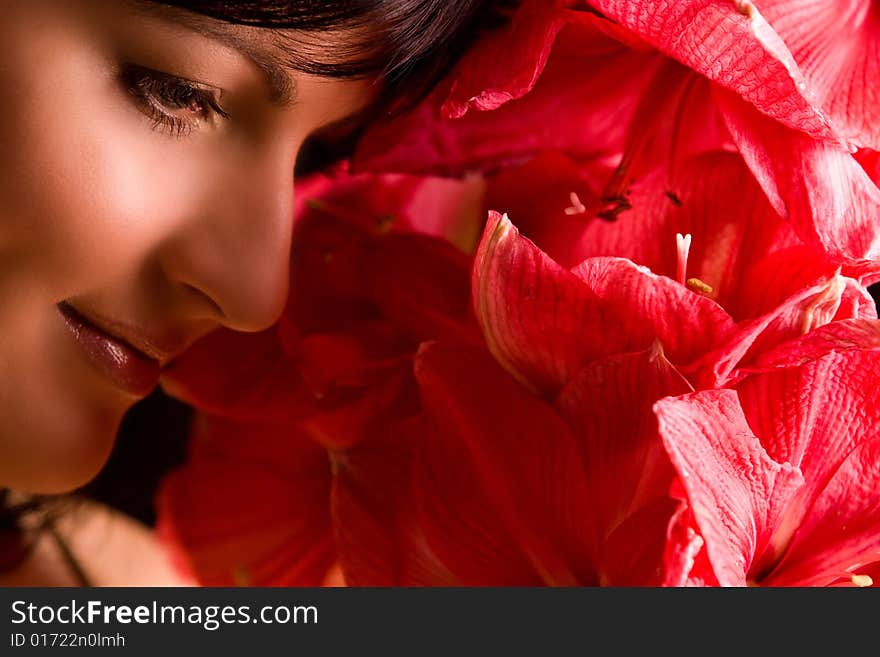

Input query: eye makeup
[120,63,231,138]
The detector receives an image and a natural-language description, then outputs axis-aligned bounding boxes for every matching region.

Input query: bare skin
[0,0,374,494]
[0,0,376,584]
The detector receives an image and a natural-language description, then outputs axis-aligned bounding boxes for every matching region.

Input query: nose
[159,140,297,333]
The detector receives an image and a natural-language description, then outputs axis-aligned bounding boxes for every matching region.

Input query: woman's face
[0,0,374,492]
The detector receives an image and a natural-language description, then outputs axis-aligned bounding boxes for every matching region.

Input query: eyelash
[121,65,230,138]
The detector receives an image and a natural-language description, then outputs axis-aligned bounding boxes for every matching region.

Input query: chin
[0,400,126,494]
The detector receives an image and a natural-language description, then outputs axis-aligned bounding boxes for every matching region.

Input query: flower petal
[155,415,334,586]
[655,390,805,586]
[414,340,594,585]
[715,88,880,261]
[692,274,874,387]
[441,0,571,118]
[767,435,880,586]
[354,18,659,176]
[160,328,316,425]
[757,0,880,150]
[735,318,880,375]
[554,345,690,569]
[474,212,735,394]
[587,0,835,138]
[735,351,880,548]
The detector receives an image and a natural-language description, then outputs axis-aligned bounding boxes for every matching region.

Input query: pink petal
[767,435,880,586]
[662,496,719,587]
[715,88,880,261]
[473,211,608,394]
[587,0,836,138]
[735,351,880,556]
[757,0,880,150]
[735,318,880,375]
[554,346,691,582]
[692,274,874,387]
[655,390,805,586]
[735,246,880,320]
[570,257,735,365]
[474,212,735,394]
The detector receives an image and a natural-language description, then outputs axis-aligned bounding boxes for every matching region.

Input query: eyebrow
[134,4,297,106]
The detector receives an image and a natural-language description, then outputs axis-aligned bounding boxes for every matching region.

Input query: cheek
[0,46,210,301]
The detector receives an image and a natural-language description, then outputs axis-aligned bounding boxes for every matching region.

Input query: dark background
[81,282,880,527]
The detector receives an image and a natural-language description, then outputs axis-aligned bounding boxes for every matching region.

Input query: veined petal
[715,88,880,261]
[587,0,836,138]
[655,390,805,586]
[474,213,735,394]
[693,274,874,387]
[554,347,690,581]
[735,318,880,376]
[735,351,880,552]
[473,211,608,394]
[756,0,880,150]
[766,435,880,586]
[570,257,735,366]
[662,497,719,587]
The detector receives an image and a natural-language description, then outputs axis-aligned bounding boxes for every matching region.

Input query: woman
[0,0,500,583]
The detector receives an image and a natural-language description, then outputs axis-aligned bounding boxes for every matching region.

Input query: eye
[121,64,230,138]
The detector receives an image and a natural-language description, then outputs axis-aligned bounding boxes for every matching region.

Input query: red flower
[656,336,880,586]
[754,0,880,151]
[156,412,432,586]
[355,0,880,261]
[475,211,873,393]
[410,340,685,585]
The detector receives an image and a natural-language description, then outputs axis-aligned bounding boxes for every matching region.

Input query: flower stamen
[565,192,587,216]
[851,573,873,587]
[676,232,692,285]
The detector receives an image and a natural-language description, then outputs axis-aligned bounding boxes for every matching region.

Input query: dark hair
[150,1,515,107]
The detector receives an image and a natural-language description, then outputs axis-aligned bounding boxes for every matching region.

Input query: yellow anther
[734,0,755,17]
[851,574,873,587]
[686,277,714,295]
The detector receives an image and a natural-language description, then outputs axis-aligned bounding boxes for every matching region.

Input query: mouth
[56,301,166,397]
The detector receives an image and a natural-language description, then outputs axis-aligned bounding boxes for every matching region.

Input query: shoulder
[0,497,196,587]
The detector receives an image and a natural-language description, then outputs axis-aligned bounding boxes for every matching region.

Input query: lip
[57,302,165,397]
